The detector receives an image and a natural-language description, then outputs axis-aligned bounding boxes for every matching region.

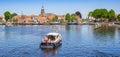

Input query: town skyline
[0,0,120,18]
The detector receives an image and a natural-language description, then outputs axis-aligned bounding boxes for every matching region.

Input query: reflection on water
[40,45,61,57]
[0,25,120,57]
[65,25,80,31]
[93,25,115,41]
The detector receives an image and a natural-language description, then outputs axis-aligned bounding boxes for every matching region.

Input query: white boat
[5,22,13,26]
[40,32,62,48]
[50,22,60,25]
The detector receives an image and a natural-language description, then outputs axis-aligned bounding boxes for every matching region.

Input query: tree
[11,13,17,18]
[13,19,18,22]
[101,9,108,18]
[0,17,2,21]
[108,9,115,20]
[89,9,116,19]
[65,13,71,22]
[91,8,109,21]
[88,11,93,17]
[52,16,58,22]
[0,17,2,20]
[92,9,108,19]
[117,14,120,21]
[92,9,100,19]
[71,14,77,22]
[4,11,11,22]
[60,19,65,24]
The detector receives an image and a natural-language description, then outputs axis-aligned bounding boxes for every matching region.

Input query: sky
[0,0,120,18]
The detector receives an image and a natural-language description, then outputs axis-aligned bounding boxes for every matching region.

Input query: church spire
[40,0,45,16]
[41,5,45,16]
[42,5,44,9]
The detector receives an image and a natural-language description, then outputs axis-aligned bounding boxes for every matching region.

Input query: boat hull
[67,22,78,25]
[50,23,60,25]
[40,40,62,49]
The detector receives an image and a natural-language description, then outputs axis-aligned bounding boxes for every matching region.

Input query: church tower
[40,6,45,17]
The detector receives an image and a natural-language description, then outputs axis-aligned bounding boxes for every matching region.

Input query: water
[0,25,120,57]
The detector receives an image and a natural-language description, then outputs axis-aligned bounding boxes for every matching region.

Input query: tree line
[88,8,120,22]
[65,13,77,22]
[52,13,77,23]
[2,9,120,23]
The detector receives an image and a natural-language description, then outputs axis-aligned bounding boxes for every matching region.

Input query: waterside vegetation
[1,8,120,25]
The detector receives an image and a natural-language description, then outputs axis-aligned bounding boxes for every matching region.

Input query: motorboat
[5,22,13,26]
[67,22,78,25]
[50,22,60,25]
[40,32,62,48]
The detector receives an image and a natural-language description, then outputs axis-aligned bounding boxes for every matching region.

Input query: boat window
[57,35,59,38]
[47,35,56,41]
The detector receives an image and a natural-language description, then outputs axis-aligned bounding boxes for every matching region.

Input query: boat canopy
[46,33,60,36]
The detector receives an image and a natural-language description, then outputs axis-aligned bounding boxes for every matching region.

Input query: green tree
[92,9,100,19]
[89,9,116,19]
[13,19,18,22]
[101,9,108,18]
[71,14,77,22]
[65,13,71,22]
[60,19,65,24]
[4,11,11,22]
[117,14,120,21]
[88,11,93,17]
[11,13,17,18]
[0,17,2,20]
[0,17,2,21]
[92,9,108,19]
[108,9,115,19]
[52,16,58,22]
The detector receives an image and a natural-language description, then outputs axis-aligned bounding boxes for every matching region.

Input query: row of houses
[13,14,65,23]
[0,6,66,24]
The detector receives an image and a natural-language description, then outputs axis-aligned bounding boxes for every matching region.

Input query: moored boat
[50,22,60,25]
[5,22,13,26]
[67,22,78,25]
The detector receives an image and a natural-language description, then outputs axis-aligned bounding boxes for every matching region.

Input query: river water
[0,25,120,57]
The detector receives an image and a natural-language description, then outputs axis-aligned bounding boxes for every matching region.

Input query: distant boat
[40,32,62,48]
[50,22,60,25]
[108,22,114,26]
[94,23,102,30]
[5,22,13,26]
[67,22,78,25]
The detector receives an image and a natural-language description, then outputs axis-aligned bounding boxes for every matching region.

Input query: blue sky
[0,0,120,18]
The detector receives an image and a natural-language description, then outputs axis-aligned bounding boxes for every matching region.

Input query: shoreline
[0,22,120,26]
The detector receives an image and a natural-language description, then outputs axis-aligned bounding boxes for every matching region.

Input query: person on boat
[44,36,49,43]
